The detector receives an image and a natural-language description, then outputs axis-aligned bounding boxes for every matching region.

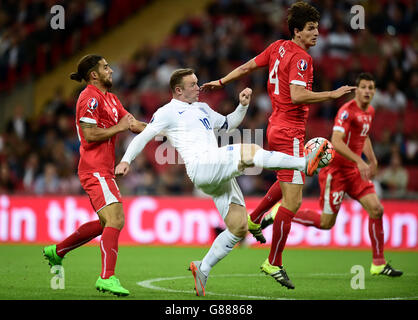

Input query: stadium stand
[0,0,417,199]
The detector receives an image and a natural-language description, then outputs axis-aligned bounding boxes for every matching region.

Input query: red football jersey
[254,39,314,129]
[330,99,375,169]
[75,84,128,177]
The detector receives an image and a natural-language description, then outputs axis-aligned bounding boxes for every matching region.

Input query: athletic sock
[253,149,305,171]
[293,208,322,229]
[250,180,282,224]
[100,227,120,279]
[56,220,103,258]
[200,229,242,277]
[269,206,294,266]
[369,218,386,266]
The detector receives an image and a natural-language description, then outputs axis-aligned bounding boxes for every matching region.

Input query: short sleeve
[254,42,274,67]
[288,53,312,87]
[78,95,100,125]
[333,106,352,134]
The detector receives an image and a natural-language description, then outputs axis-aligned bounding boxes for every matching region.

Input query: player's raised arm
[201,59,259,91]
[290,84,356,105]
[224,88,252,132]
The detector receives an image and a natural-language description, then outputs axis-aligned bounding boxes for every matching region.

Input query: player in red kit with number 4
[262,73,403,277]
[43,54,146,296]
[202,1,355,289]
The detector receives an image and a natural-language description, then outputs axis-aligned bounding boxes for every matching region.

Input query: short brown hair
[355,73,375,87]
[70,54,103,82]
[288,1,320,38]
[169,68,195,91]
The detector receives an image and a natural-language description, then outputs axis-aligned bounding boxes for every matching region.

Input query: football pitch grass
[0,244,417,300]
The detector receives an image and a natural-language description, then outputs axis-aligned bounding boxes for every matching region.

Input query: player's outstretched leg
[260,258,295,289]
[242,143,325,177]
[95,275,130,296]
[189,261,208,296]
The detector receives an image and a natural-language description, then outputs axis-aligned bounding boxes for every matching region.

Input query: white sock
[200,229,242,277]
[253,149,305,171]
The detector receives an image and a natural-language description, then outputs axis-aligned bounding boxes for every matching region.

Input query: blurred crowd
[0,0,148,90]
[0,0,417,199]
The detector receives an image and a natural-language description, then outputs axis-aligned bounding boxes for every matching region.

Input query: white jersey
[121,98,228,180]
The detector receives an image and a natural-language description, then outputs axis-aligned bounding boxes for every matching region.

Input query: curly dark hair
[287,1,320,38]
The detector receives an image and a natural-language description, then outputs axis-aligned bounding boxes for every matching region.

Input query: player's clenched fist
[239,88,252,106]
[115,161,130,176]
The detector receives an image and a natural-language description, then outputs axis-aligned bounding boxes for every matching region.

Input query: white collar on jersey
[171,98,196,107]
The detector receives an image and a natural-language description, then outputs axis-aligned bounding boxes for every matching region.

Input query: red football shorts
[318,166,376,214]
[267,126,305,184]
[79,172,122,213]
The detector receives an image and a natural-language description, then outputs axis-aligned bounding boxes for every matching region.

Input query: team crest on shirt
[87,98,98,110]
[297,59,308,71]
[340,110,349,120]
[199,107,209,116]
[112,98,117,105]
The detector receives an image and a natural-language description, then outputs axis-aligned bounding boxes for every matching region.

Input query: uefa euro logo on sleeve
[87,98,98,110]
[297,59,308,72]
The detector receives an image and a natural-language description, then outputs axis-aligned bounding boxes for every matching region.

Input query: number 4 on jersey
[269,59,280,95]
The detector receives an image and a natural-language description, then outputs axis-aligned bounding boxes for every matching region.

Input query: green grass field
[0,244,417,300]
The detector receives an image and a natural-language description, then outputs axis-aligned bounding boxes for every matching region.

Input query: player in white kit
[115,69,325,296]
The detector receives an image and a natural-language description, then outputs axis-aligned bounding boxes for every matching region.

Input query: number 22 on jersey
[269,59,280,95]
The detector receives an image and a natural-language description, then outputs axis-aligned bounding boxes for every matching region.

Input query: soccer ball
[304,137,335,168]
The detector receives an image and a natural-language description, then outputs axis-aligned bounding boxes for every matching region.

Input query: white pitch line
[137,274,293,300]
[136,273,418,300]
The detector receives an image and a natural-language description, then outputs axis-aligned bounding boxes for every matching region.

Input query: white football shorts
[191,144,245,219]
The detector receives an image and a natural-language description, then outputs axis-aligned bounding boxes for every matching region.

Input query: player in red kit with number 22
[43,54,146,296]
[202,1,355,289]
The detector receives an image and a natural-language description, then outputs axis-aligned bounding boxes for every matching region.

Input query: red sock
[250,180,282,224]
[293,208,322,229]
[56,220,103,258]
[100,227,120,279]
[269,206,294,266]
[369,218,386,265]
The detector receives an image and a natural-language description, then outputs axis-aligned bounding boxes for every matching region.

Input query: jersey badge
[297,59,308,71]
[87,98,98,110]
[199,107,209,116]
[340,110,349,121]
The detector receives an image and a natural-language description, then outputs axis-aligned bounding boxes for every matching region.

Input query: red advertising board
[0,195,416,250]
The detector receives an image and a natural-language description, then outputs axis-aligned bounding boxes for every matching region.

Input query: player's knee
[230,220,248,238]
[282,199,302,213]
[320,220,335,230]
[369,203,384,219]
[108,211,125,230]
